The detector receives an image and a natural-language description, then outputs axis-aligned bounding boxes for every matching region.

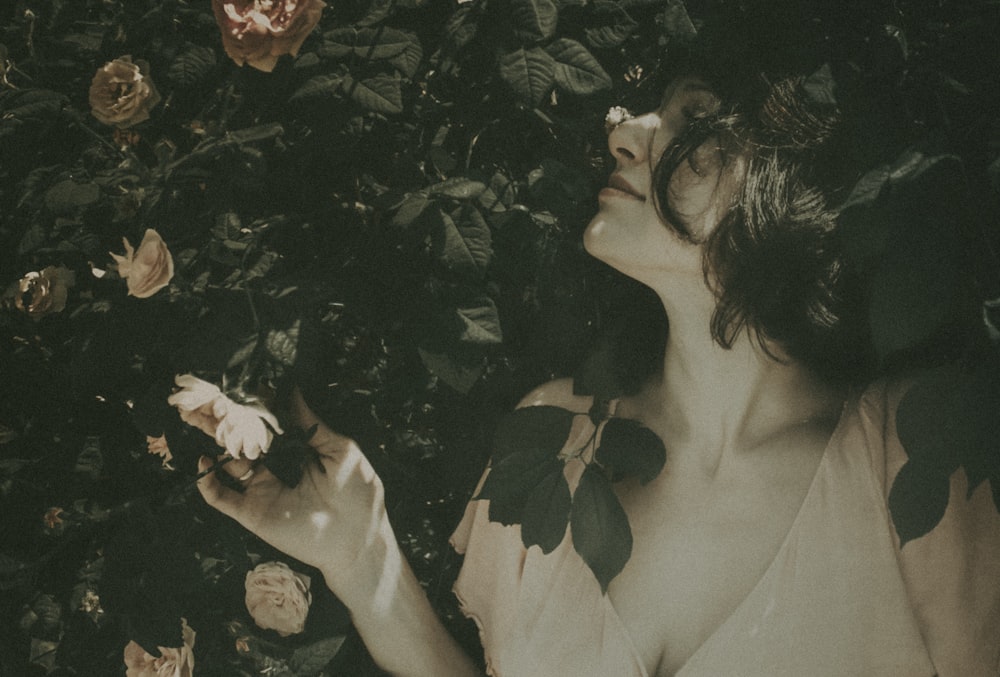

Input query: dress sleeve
[863,380,1000,677]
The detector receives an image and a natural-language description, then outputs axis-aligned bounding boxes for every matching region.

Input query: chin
[582,214,610,260]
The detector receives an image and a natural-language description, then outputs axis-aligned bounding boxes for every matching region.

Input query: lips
[604,174,645,201]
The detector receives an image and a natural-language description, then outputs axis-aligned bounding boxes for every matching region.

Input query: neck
[628,284,843,464]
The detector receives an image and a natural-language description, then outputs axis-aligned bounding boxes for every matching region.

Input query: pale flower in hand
[122,617,195,677]
[244,561,312,636]
[110,229,174,298]
[167,374,282,460]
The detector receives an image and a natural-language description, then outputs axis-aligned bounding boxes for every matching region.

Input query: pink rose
[110,229,174,298]
[167,375,283,460]
[9,266,75,320]
[122,618,195,677]
[244,561,311,636]
[89,56,161,128]
[212,0,326,72]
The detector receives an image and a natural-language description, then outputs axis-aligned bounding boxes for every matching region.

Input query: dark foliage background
[1,0,998,674]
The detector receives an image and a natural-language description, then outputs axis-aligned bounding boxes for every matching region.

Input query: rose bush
[89,56,161,128]
[212,0,326,72]
[244,561,312,636]
[167,375,283,460]
[110,229,174,299]
[122,618,195,677]
[6,266,75,320]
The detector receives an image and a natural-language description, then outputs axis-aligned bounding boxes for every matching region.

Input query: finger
[196,455,249,518]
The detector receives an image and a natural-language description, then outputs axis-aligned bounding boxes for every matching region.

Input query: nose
[608,112,657,165]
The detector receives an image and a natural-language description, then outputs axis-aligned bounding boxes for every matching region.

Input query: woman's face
[584,77,740,285]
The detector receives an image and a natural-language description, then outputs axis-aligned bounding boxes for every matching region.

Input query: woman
[196,39,1000,677]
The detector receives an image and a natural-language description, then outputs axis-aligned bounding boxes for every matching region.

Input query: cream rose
[89,56,161,128]
[110,229,174,298]
[122,618,195,677]
[167,374,283,460]
[9,266,75,320]
[212,0,326,72]
[244,561,312,636]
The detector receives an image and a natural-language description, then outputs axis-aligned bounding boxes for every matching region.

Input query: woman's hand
[196,389,394,599]
[198,389,483,677]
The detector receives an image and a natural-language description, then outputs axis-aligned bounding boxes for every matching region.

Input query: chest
[607,449,823,677]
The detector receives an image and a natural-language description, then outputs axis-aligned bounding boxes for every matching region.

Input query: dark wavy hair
[649,46,872,381]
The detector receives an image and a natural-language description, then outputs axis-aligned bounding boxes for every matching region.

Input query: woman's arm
[197,390,482,677]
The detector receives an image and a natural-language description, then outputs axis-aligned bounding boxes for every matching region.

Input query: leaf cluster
[476,404,665,592]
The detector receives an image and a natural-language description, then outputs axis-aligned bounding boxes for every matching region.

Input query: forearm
[323,523,483,677]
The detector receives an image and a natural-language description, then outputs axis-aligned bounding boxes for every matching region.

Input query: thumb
[196,455,248,519]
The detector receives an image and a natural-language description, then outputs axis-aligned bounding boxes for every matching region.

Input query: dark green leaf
[345,74,403,114]
[571,465,632,592]
[803,64,837,106]
[45,180,100,214]
[596,417,666,485]
[428,177,487,199]
[389,38,423,78]
[498,48,556,106]
[290,635,347,675]
[445,6,479,48]
[0,89,68,121]
[896,369,982,471]
[168,46,216,87]
[493,405,576,461]
[431,206,492,278]
[323,27,415,60]
[510,0,558,43]
[888,458,952,546]
[659,0,696,40]
[584,12,638,49]
[391,194,432,226]
[454,297,503,345]
[869,245,957,360]
[417,347,485,394]
[478,453,562,525]
[74,437,103,480]
[291,74,346,101]
[547,38,612,95]
[521,466,571,553]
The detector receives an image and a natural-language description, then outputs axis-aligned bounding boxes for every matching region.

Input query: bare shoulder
[516,377,594,414]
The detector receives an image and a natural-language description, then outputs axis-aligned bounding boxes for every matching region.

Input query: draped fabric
[450,380,1000,677]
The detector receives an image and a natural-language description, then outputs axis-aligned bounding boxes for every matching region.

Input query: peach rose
[9,266,75,320]
[122,617,195,677]
[146,435,173,466]
[89,56,161,128]
[110,229,174,298]
[167,374,283,460]
[212,0,326,72]
[244,561,311,636]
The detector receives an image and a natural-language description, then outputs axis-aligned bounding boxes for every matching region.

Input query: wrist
[320,517,398,613]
